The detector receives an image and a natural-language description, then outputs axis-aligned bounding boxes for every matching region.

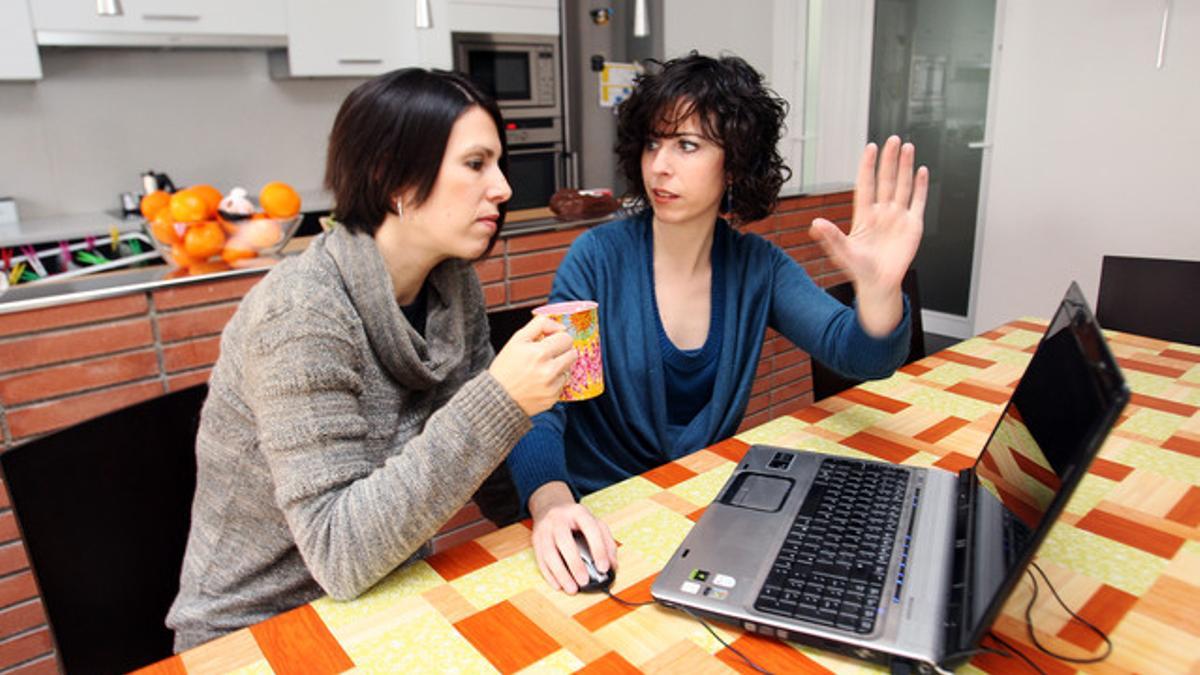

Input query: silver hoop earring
[395,197,404,219]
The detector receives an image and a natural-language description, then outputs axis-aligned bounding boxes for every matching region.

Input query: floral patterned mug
[532,300,604,401]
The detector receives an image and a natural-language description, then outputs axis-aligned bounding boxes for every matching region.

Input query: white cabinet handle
[1157,0,1171,69]
[338,58,384,65]
[967,141,992,150]
[96,0,123,17]
[416,0,432,28]
[142,14,201,21]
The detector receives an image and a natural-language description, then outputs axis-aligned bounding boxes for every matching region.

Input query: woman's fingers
[893,142,916,207]
[533,537,561,591]
[575,519,611,573]
[600,520,619,571]
[876,136,902,204]
[552,343,578,376]
[810,218,853,274]
[909,166,930,219]
[552,525,589,590]
[516,315,563,343]
[853,143,879,222]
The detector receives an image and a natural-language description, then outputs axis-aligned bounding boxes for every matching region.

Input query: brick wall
[0,189,850,672]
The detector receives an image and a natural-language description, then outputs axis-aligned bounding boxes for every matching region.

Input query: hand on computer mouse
[572,531,614,592]
[528,482,618,594]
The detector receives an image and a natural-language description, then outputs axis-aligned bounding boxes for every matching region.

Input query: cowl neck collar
[321,225,468,390]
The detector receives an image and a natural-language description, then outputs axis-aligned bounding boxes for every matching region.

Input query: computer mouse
[572,530,614,592]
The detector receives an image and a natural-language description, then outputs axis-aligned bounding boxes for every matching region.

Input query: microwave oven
[452,32,561,118]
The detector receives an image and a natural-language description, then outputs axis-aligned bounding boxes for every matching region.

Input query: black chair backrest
[1096,255,1200,345]
[0,384,206,674]
[811,269,926,401]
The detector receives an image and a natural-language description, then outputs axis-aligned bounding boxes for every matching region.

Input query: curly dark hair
[615,52,790,225]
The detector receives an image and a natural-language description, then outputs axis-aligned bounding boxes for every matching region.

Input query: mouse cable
[1025,562,1112,664]
[986,631,1047,675]
[981,561,1113,674]
[600,588,774,675]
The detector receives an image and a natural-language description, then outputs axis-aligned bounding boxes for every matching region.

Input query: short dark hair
[325,68,509,248]
[615,53,790,224]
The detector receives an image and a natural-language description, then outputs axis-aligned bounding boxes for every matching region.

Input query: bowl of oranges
[141,182,303,272]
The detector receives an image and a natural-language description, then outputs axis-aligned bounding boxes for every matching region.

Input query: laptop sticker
[713,574,737,588]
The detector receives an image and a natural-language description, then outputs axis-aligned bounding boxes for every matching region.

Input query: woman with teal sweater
[506,53,929,594]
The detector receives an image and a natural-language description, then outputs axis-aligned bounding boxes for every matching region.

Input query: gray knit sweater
[166,226,530,651]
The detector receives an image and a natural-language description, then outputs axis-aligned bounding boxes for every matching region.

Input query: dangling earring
[394,196,404,219]
[720,184,734,214]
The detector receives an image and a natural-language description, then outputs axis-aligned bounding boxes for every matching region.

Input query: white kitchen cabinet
[29,0,286,47]
[282,0,451,77]
[448,0,559,36]
[1,0,42,80]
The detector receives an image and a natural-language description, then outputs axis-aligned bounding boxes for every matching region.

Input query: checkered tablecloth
[146,320,1200,674]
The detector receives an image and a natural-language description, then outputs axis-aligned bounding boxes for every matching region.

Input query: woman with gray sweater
[166,69,577,650]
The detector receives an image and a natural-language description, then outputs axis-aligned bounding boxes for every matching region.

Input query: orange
[221,244,257,264]
[150,215,181,245]
[259,181,301,219]
[140,190,171,220]
[169,243,196,268]
[169,189,210,223]
[190,184,222,215]
[183,220,226,260]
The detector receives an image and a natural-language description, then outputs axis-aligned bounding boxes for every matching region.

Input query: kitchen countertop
[0,183,853,315]
[0,210,614,315]
[0,189,336,249]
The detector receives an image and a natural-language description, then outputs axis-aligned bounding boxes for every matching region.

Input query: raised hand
[810,135,928,335]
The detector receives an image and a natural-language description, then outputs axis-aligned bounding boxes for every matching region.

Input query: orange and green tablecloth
[145,320,1200,674]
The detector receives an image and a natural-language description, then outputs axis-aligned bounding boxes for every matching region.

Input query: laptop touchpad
[721,473,793,512]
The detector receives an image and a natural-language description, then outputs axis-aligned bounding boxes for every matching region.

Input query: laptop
[651,282,1130,671]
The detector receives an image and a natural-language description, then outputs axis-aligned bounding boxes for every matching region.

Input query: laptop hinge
[941,467,976,659]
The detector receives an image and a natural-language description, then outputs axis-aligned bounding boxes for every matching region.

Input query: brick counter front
[0,191,851,672]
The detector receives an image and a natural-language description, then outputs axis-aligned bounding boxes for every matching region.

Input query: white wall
[0,48,360,222]
[663,0,775,67]
[974,1,1200,332]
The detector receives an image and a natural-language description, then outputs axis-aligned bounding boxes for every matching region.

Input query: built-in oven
[452,32,561,119]
[508,144,563,211]
[503,115,563,210]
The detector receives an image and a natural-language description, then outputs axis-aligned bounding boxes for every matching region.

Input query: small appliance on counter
[121,170,179,218]
[0,197,19,227]
[141,170,177,195]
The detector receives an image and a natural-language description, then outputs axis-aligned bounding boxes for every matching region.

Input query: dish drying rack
[1,231,161,292]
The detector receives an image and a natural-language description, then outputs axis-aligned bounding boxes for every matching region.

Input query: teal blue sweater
[506,212,911,506]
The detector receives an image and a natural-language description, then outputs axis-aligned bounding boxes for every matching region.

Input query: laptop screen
[964,282,1129,643]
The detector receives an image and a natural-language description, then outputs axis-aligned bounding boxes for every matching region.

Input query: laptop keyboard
[1002,507,1033,568]
[754,458,911,634]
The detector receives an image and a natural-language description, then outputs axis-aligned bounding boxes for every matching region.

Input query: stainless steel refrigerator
[561,0,664,197]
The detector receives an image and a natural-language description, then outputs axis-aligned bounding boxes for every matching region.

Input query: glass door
[868,0,997,335]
